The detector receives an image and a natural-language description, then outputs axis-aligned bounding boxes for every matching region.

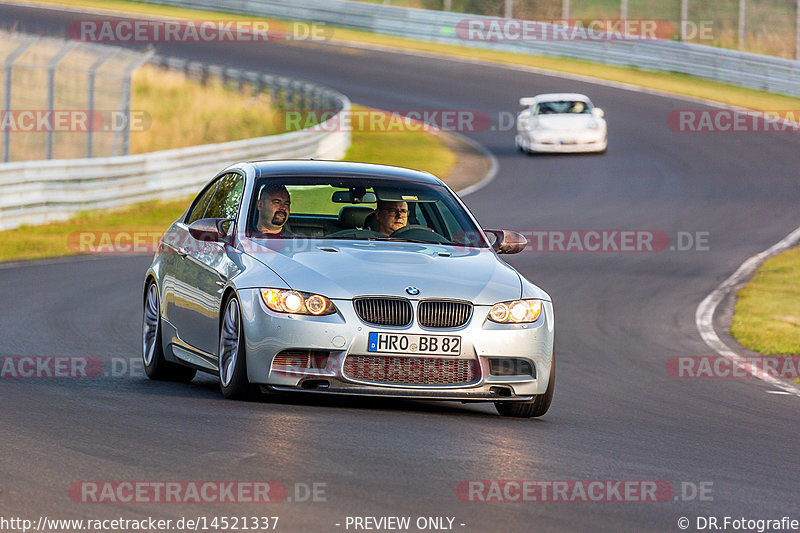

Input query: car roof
[239,160,444,186]
[531,93,592,103]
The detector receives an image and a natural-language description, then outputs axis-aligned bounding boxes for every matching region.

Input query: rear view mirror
[332,190,377,204]
[484,229,527,254]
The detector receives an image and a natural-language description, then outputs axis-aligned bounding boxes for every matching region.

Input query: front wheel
[142,281,196,382]
[218,295,251,399]
[495,355,554,418]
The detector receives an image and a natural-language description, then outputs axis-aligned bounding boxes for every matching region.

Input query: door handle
[176,247,189,259]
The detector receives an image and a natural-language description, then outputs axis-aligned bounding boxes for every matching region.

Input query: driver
[374,200,408,235]
[256,183,292,236]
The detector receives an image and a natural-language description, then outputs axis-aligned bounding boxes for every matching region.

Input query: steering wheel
[389,225,451,244]
[390,225,433,237]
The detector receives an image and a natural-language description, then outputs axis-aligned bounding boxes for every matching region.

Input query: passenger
[570,101,586,114]
[374,200,408,235]
[256,183,292,236]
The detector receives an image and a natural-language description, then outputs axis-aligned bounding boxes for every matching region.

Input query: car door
[161,178,220,331]
[171,172,244,358]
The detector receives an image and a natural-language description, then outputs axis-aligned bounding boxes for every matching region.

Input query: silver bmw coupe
[142,160,554,417]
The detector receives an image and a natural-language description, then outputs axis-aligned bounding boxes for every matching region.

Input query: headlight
[260,288,336,316]
[589,120,599,129]
[488,299,542,323]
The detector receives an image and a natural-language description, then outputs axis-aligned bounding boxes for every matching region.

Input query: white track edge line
[695,225,800,397]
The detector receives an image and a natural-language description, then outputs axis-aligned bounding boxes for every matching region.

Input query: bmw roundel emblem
[405,286,420,296]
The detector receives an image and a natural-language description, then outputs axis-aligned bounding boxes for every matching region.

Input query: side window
[205,173,244,220]
[185,180,220,224]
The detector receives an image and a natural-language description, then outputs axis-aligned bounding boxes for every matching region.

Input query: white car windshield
[247,176,488,248]
[537,101,591,114]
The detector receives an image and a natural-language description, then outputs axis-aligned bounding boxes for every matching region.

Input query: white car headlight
[261,288,336,316]
[488,299,542,323]
[589,120,599,129]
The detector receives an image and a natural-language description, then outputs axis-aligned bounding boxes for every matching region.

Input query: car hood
[240,239,527,304]
[533,114,600,131]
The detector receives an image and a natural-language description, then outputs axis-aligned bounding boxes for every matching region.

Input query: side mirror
[520,97,537,107]
[592,108,605,118]
[188,218,233,243]
[484,229,527,254]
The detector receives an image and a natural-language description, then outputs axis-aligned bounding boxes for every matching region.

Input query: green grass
[731,246,800,356]
[130,65,287,154]
[344,106,455,179]
[0,198,192,263]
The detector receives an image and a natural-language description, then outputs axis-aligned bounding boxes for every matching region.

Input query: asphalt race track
[1,4,799,532]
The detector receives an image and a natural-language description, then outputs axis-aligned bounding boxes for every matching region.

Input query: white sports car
[515,93,607,154]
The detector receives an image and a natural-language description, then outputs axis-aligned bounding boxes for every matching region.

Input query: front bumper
[238,289,554,400]
[518,132,607,153]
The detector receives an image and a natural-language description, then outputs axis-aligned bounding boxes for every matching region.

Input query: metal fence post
[738,0,746,50]
[796,0,800,59]
[562,0,570,20]
[46,41,77,160]
[681,0,688,41]
[2,38,36,163]
[621,0,628,21]
[86,50,116,158]
[504,0,513,19]
[113,50,152,157]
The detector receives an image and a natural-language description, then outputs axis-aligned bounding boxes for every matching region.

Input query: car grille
[417,300,472,328]
[343,355,477,385]
[353,297,412,327]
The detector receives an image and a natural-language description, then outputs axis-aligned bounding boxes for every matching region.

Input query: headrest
[338,206,374,229]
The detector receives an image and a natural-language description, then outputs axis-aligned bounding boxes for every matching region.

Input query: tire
[495,354,554,418]
[142,281,196,382]
[218,294,251,399]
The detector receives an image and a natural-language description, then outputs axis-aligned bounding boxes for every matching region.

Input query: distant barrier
[144,0,800,98]
[0,51,351,231]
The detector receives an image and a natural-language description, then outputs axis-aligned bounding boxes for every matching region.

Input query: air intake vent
[418,300,473,328]
[343,355,478,385]
[353,297,412,327]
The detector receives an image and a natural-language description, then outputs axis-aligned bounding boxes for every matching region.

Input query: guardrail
[0,54,351,231]
[144,0,800,98]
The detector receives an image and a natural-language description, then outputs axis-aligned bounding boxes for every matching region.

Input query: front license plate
[368,332,461,356]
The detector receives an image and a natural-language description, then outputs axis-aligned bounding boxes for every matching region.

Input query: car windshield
[537,100,591,114]
[246,176,488,248]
